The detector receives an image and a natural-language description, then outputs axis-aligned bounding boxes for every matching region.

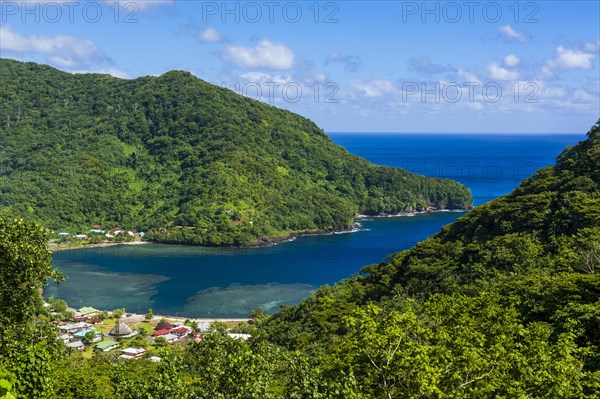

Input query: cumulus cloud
[488,62,520,80]
[224,39,295,70]
[504,54,520,67]
[73,68,129,79]
[198,28,222,43]
[498,25,527,42]
[541,45,597,77]
[409,57,455,75]
[351,80,396,98]
[325,51,363,72]
[0,25,110,69]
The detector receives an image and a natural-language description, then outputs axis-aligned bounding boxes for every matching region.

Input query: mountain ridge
[0,58,472,246]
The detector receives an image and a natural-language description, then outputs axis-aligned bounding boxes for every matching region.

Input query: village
[49,302,252,361]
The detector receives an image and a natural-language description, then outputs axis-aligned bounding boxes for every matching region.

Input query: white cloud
[325,51,363,72]
[498,25,526,42]
[541,45,597,77]
[351,80,396,98]
[488,62,519,80]
[198,28,222,43]
[457,69,481,84]
[0,25,109,69]
[224,39,295,70]
[504,54,520,67]
[551,45,595,69]
[73,68,129,79]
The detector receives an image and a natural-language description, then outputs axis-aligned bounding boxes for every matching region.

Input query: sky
[0,0,598,133]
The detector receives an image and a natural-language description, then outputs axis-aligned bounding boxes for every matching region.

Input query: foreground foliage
[2,117,599,397]
[0,59,471,246]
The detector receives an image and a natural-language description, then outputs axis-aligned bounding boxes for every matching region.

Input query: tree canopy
[0,59,471,246]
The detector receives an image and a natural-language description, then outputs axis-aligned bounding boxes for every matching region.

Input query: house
[78,307,100,316]
[58,333,71,343]
[59,322,90,333]
[75,234,88,240]
[90,229,105,234]
[162,333,179,344]
[109,320,138,338]
[152,328,170,336]
[119,347,147,359]
[149,356,161,363]
[89,317,103,324]
[58,232,69,238]
[66,341,85,350]
[170,326,191,337]
[95,340,120,352]
[112,227,124,235]
[74,329,102,343]
[90,225,105,234]
[154,321,173,331]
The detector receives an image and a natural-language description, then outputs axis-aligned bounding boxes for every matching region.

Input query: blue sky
[1,0,598,133]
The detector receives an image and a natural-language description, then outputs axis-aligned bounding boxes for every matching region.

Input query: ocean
[45,133,585,317]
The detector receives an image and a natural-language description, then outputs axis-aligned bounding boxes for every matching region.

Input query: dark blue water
[46,133,584,317]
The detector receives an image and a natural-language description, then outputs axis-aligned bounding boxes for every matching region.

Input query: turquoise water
[46,133,585,317]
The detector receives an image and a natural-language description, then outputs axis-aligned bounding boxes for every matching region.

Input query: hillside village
[47,300,251,361]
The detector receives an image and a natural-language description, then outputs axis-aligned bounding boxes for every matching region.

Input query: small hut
[109,320,136,338]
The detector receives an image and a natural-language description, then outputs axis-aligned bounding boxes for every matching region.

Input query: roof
[162,334,178,341]
[171,326,188,334]
[152,328,170,336]
[66,341,85,349]
[110,320,133,336]
[155,321,173,330]
[121,347,147,355]
[74,329,98,338]
[96,340,119,350]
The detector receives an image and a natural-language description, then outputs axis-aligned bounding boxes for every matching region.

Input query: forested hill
[0,58,471,246]
[263,121,600,397]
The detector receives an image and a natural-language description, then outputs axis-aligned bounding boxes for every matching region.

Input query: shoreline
[49,240,151,253]
[48,208,470,252]
[356,208,469,220]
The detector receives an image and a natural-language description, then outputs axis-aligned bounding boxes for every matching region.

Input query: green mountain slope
[0,59,471,245]
[262,121,600,397]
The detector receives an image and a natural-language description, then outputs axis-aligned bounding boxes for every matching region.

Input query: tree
[155,337,168,347]
[144,309,154,321]
[112,308,125,320]
[0,217,63,398]
[48,298,67,314]
[84,331,98,344]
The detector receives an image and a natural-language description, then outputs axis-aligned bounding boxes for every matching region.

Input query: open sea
[46,133,585,317]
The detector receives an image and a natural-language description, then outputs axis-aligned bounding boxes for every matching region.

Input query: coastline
[48,208,471,252]
[49,240,151,253]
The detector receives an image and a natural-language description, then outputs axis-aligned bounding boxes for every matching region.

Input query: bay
[46,133,585,317]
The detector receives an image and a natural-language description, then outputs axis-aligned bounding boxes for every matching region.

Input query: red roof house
[152,329,170,336]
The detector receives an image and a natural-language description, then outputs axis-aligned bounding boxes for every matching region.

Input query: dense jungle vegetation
[0,59,471,246]
[1,121,598,398]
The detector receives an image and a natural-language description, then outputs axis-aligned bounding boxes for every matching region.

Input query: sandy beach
[49,240,151,252]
